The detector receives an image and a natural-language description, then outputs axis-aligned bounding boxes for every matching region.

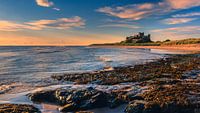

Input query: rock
[29,87,124,112]
[51,54,200,85]
[58,89,110,112]
[125,100,147,113]
[30,54,200,112]
[108,98,124,108]
[0,104,40,113]
[28,90,57,104]
[59,102,77,112]
[125,101,162,113]
[143,102,161,113]
[125,78,200,113]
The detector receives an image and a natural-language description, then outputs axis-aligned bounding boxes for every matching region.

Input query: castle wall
[125,32,151,43]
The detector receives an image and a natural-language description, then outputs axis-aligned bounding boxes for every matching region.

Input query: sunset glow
[0,0,200,45]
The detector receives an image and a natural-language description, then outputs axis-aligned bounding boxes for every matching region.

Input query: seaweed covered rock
[28,90,57,103]
[125,80,200,113]
[30,54,200,113]
[125,100,147,113]
[125,100,161,113]
[0,104,40,113]
[52,54,200,85]
[58,88,109,112]
[29,87,124,112]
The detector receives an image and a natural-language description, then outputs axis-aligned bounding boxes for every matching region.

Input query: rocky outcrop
[28,87,125,112]
[52,54,200,85]
[0,104,40,113]
[30,54,200,113]
[125,100,161,113]
[125,78,200,113]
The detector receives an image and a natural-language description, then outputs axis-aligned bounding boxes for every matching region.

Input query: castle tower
[139,32,144,37]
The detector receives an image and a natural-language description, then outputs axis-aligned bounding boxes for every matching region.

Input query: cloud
[35,0,53,7]
[162,18,197,24]
[27,16,85,29]
[172,12,200,17]
[97,0,200,20]
[0,16,85,31]
[152,26,200,33]
[97,3,162,20]
[166,0,200,9]
[151,26,200,40]
[53,8,60,11]
[0,21,40,31]
[99,24,140,29]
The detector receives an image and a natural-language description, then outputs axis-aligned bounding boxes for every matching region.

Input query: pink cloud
[0,21,40,31]
[137,3,154,10]
[0,17,85,31]
[166,0,200,9]
[97,0,200,20]
[152,26,200,33]
[35,0,53,7]
[97,3,161,20]
[163,18,197,24]
[151,26,200,40]
[27,16,85,29]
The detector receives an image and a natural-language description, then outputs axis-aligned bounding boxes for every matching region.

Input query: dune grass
[90,38,200,46]
[161,38,200,45]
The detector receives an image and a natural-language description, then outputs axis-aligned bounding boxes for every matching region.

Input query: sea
[0,46,189,113]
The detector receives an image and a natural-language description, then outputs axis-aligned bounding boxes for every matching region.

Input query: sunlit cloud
[99,24,140,29]
[26,16,85,29]
[97,3,163,20]
[35,0,53,7]
[163,18,197,24]
[151,26,200,40]
[36,0,60,11]
[166,0,200,9]
[153,26,200,33]
[97,0,200,20]
[0,16,85,31]
[0,21,40,31]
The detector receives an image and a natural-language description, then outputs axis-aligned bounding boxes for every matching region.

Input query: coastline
[0,48,200,113]
[90,44,200,52]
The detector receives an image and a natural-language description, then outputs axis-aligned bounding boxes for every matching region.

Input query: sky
[0,0,200,45]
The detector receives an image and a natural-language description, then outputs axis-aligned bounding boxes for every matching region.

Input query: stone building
[125,32,151,43]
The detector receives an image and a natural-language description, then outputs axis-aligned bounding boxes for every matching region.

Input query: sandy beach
[91,44,200,52]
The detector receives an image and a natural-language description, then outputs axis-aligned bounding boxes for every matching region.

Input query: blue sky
[0,0,200,45]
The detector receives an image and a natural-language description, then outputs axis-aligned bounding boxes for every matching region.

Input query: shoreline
[90,44,200,52]
[0,52,200,113]
[35,53,200,113]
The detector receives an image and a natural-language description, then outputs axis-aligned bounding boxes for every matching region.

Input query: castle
[125,32,151,43]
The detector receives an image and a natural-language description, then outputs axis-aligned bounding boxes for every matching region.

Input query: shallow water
[0,46,167,88]
[0,46,193,94]
[0,83,144,113]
